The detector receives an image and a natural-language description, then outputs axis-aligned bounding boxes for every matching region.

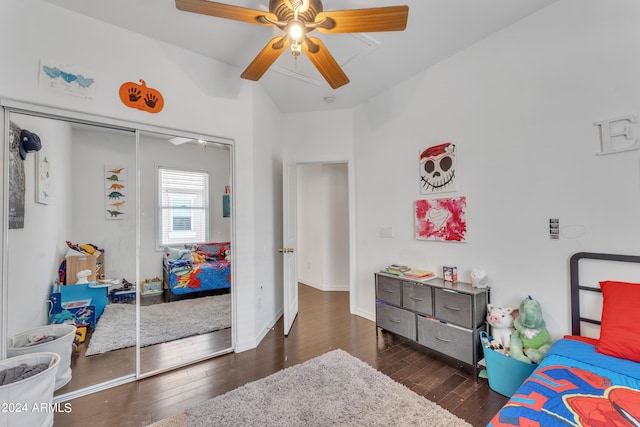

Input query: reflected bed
[163,242,231,301]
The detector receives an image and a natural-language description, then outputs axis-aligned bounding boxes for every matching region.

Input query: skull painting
[420,142,456,194]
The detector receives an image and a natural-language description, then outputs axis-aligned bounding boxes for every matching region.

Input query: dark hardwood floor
[54,284,507,426]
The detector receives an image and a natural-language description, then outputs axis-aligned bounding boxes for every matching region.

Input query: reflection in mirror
[138,131,232,375]
[6,112,137,397]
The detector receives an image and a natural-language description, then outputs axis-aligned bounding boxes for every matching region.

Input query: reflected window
[159,167,209,246]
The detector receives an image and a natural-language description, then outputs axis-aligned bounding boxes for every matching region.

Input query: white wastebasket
[8,324,76,390]
[0,352,60,427]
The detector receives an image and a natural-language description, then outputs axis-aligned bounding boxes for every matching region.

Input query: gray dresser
[375,272,489,377]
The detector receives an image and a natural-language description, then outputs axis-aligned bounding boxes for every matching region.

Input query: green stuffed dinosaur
[510,296,553,364]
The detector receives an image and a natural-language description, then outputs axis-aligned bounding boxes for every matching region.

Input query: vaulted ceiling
[44,0,557,113]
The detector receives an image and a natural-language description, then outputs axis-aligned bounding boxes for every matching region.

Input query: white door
[282,153,298,336]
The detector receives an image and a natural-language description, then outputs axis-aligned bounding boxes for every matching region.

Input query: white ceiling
[43,0,557,113]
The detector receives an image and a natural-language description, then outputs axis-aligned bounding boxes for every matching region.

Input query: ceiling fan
[175,0,409,89]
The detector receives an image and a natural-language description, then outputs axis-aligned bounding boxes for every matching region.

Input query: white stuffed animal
[75,269,92,284]
[486,304,518,350]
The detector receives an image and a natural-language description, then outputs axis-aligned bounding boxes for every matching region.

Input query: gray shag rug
[85,294,230,356]
[147,349,471,427]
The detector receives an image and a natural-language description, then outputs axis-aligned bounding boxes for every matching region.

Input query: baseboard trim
[298,279,349,292]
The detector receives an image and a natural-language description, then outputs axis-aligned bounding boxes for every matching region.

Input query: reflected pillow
[597,280,640,363]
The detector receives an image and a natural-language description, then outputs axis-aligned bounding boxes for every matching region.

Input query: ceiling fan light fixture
[287,20,304,41]
[286,20,305,57]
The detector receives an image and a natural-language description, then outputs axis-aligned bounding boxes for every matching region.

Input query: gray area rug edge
[176,349,471,427]
[86,294,230,356]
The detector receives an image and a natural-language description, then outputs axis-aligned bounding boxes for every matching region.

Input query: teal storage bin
[480,331,537,397]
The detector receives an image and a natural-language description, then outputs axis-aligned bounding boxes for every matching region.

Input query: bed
[163,242,231,301]
[489,252,640,427]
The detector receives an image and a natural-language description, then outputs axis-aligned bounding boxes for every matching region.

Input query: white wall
[1,0,284,351]
[298,164,324,287]
[352,0,640,337]
[71,127,137,281]
[249,85,284,348]
[7,114,74,336]
[322,163,349,291]
[298,163,349,291]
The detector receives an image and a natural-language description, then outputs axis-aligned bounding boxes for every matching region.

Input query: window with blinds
[158,167,209,247]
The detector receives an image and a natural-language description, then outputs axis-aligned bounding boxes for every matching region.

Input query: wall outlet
[380,226,393,238]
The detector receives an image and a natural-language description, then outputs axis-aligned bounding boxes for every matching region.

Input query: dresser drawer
[434,288,472,328]
[402,282,433,315]
[417,316,474,364]
[376,303,416,340]
[376,275,401,306]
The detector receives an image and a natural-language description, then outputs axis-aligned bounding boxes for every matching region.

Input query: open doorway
[296,162,350,293]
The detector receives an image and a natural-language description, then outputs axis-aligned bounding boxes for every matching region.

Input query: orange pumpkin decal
[118,79,164,113]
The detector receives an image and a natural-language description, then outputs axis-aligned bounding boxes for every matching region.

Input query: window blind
[158,167,209,246]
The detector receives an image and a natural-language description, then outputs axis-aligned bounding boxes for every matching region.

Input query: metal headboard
[570,252,640,335]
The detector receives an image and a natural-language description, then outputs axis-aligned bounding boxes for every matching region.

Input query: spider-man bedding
[489,338,640,426]
[163,242,231,299]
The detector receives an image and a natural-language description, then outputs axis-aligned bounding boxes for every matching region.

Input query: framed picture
[420,142,456,194]
[35,152,51,205]
[223,185,231,218]
[105,165,127,219]
[415,196,467,242]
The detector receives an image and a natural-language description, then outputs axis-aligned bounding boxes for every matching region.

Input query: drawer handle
[383,289,395,293]
[389,317,401,323]
[435,335,451,343]
[409,296,424,301]
[444,304,461,311]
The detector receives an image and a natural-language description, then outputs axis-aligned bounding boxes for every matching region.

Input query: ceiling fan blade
[315,5,409,34]
[175,0,277,25]
[241,37,290,81]
[303,37,349,89]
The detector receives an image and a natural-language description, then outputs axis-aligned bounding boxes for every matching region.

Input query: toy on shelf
[442,266,458,282]
[109,278,137,303]
[75,269,92,284]
[141,277,163,295]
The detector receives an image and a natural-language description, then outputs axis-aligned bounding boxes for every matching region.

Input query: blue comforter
[489,339,640,426]
[168,259,231,295]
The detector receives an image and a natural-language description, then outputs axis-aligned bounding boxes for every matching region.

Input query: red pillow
[596,280,640,362]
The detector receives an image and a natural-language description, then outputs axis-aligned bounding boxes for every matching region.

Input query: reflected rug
[85,294,230,356]
[147,349,471,427]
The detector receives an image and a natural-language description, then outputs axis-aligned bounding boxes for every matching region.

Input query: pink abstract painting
[415,197,467,242]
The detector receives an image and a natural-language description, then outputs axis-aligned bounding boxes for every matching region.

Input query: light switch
[549,218,559,239]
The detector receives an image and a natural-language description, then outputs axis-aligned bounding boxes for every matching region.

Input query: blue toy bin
[480,331,537,397]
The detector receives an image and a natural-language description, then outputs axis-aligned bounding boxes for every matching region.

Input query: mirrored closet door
[137,130,233,375]
[3,103,234,400]
[5,112,137,397]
